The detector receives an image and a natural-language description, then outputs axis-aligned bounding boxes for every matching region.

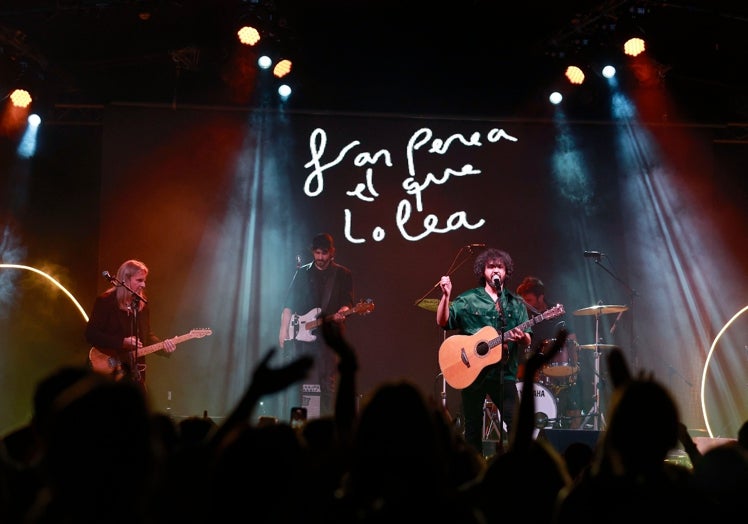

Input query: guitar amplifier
[301,383,321,420]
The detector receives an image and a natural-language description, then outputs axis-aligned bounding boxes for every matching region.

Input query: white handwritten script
[303,126,518,243]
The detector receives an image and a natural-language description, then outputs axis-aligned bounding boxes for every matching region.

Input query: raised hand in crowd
[511,328,567,452]
[553,347,705,524]
[320,316,358,445]
[209,347,313,449]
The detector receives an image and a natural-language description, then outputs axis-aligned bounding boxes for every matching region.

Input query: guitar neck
[137,333,195,357]
[516,312,549,332]
[494,306,564,346]
[305,308,356,330]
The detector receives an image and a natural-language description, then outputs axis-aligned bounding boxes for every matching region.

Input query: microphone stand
[496,286,507,446]
[130,295,143,385]
[106,273,148,385]
[283,257,305,344]
[589,256,639,367]
[413,245,475,308]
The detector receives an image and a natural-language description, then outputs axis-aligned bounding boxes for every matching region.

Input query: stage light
[278,84,291,100]
[602,65,616,78]
[565,66,585,85]
[273,59,292,79]
[238,25,261,46]
[10,89,32,108]
[624,37,646,57]
[549,91,563,105]
[258,55,272,69]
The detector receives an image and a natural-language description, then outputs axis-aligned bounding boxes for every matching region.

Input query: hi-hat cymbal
[573,304,628,316]
[416,298,440,312]
[578,343,619,350]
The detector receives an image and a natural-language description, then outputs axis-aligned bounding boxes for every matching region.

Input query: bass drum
[515,382,558,438]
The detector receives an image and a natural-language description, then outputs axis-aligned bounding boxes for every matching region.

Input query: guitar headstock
[354,298,375,315]
[190,328,213,338]
[550,304,565,317]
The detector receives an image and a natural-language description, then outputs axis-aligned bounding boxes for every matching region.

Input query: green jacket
[445,287,530,381]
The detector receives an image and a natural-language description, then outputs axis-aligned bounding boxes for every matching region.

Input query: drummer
[516,276,583,429]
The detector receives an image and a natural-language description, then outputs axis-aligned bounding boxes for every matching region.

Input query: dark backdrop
[2,104,746,438]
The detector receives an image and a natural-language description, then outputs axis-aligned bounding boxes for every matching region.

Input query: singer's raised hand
[439,276,452,296]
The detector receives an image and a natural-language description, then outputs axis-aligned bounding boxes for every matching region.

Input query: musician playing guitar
[279,233,354,419]
[85,259,176,392]
[436,247,531,456]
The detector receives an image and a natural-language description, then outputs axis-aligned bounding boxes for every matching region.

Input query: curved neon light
[0,263,89,322]
[700,305,748,437]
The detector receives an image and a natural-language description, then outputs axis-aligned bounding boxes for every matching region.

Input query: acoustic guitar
[438,304,564,389]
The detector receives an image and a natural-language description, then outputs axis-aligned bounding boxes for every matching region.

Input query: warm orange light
[565,66,585,85]
[10,89,32,108]
[273,59,292,78]
[624,37,646,57]
[237,26,261,46]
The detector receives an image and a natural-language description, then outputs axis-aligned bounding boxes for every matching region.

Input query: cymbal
[578,344,619,350]
[416,298,440,312]
[573,304,628,316]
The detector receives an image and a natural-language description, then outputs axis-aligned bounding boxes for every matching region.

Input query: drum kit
[488,303,628,435]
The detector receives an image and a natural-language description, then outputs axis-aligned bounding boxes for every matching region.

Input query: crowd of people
[1,312,747,523]
[1,240,746,522]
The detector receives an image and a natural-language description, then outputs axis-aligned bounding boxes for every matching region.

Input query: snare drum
[539,338,579,387]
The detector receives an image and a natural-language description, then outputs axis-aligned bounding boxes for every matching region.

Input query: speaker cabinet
[539,428,603,455]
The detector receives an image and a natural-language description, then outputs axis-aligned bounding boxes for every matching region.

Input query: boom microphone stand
[586,253,639,366]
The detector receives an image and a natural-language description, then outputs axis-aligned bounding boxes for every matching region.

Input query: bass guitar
[89,328,212,380]
[438,304,565,389]
[287,299,375,342]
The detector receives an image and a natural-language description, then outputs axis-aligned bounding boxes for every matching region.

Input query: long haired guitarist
[85,259,176,391]
[279,233,354,419]
[436,247,531,456]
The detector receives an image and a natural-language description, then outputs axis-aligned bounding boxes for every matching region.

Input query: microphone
[467,243,486,248]
[296,255,302,269]
[492,277,502,290]
[584,250,603,259]
[102,270,115,283]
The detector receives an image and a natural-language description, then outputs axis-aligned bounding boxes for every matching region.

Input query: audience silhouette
[1,324,746,524]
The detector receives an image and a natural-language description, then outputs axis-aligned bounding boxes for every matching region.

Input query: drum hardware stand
[574,302,629,431]
[483,398,505,441]
[581,309,606,431]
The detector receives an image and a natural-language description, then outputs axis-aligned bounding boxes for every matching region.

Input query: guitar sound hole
[476,341,489,356]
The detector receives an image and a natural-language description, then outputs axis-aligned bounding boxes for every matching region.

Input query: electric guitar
[89,328,212,381]
[438,304,565,389]
[287,299,375,342]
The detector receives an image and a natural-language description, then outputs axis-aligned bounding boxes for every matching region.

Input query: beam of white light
[17,116,41,159]
[0,264,89,322]
[610,85,746,436]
